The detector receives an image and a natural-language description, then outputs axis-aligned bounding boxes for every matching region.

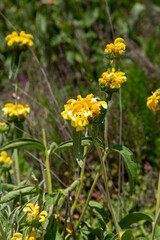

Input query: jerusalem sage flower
[147,90,160,111]
[5,31,34,50]
[99,68,127,93]
[61,94,107,131]
[104,37,126,60]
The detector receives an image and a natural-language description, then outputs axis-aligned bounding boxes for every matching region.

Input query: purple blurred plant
[19,74,26,84]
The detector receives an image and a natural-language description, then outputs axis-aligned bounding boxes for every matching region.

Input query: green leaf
[57,179,80,211]
[44,230,62,240]
[121,230,133,240]
[55,137,93,151]
[73,129,83,168]
[9,51,21,80]
[89,201,109,230]
[111,145,137,194]
[119,212,154,229]
[104,234,115,240]
[1,180,28,192]
[0,185,36,203]
[0,138,45,152]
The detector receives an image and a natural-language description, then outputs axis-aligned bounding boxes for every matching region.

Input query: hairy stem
[95,141,121,237]
[42,128,52,194]
[75,166,102,230]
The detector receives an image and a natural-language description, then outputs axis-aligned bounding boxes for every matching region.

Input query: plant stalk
[42,128,52,194]
[71,131,88,215]
[95,140,121,237]
[14,148,20,185]
[75,165,102,230]
[156,173,160,216]
[151,208,160,240]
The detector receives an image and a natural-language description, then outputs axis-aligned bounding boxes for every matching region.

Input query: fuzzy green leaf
[0,138,45,152]
[119,212,154,229]
[111,145,137,194]
[0,185,36,203]
[121,230,133,240]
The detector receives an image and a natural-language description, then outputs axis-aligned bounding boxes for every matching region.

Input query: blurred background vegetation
[0,0,160,213]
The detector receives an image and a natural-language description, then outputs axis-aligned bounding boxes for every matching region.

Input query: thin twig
[104,0,115,40]
[101,228,104,240]
[0,11,17,31]
[63,200,68,240]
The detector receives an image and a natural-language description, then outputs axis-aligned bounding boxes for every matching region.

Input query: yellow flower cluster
[0,151,13,165]
[23,203,47,225]
[147,90,160,111]
[61,94,107,131]
[104,38,126,59]
[2,103,30,122]
[99,68,127,93]
[11,231,40,240]
[5,31,34,49]
[0,122,9,133]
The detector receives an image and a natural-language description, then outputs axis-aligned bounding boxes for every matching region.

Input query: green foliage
[119,212,154,229]
[111,145,137,194]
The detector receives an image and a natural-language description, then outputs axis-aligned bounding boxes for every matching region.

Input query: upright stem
[95,141,121,237]
[104,116,109,152]
[151,208,160,240]
[75,165,102,230]
[14,148,20,185]
[42,128,52,194]
[156,173,160,216]
[71,131,88,215]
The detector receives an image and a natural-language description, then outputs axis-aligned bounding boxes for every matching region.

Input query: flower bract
[61,94,107,131]
[0,122,9,133]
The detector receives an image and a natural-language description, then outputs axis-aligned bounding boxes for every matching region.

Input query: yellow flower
[27,231,40,240]
[99,68,127,93]
[0,151,13,165]
[2,103,30,122]
[104,37,126,59]
[11,232,23,240]
[61,94,107,131]
[5,31,34,49]
[23,203,47,225]
[147,90,160,111]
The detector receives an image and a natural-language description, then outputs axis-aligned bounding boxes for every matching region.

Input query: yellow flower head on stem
[2,103,30,122]
[104,37,126,60]
[11,232,23,240]
[99,68,127,93]
[23,203,47,226]
[5,31,34,50]
[61,94,107,131]
[0,151,13,165]
[147,90,160,111]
